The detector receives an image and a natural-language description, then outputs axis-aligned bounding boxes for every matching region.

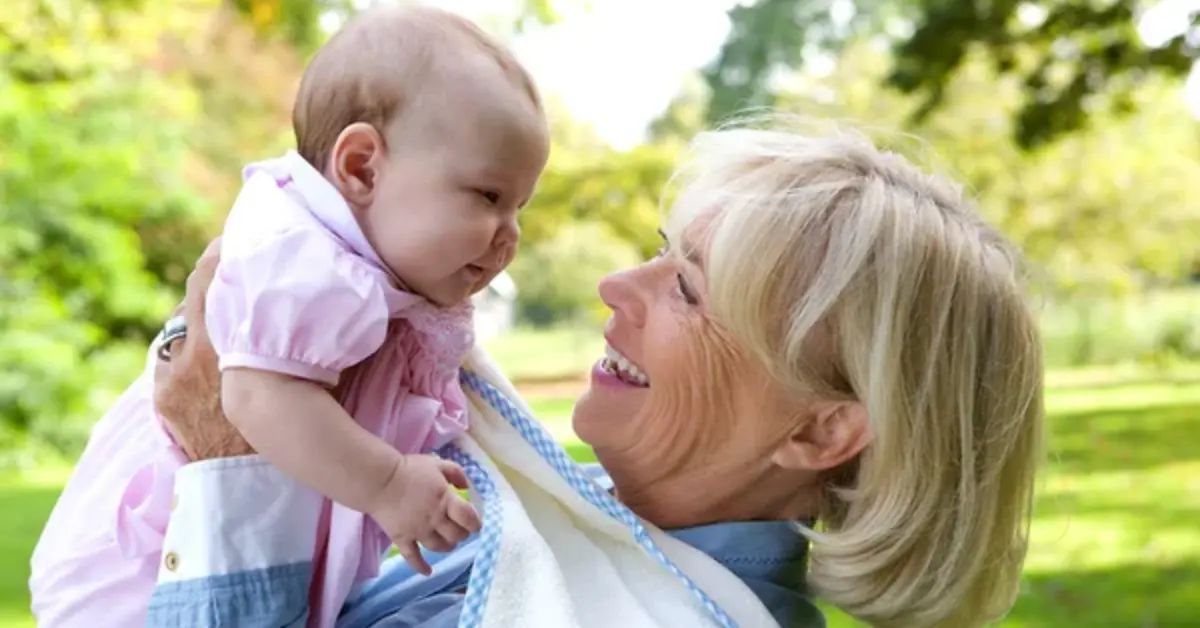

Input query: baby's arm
[221,368,481,574]
[221,367,399,514]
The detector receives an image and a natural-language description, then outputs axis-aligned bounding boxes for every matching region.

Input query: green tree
[0,0,598,455]
[528,143,677,258]
[778,42,1200,293]
[519,97,678,257]
[0,0,211,448]
[648,73,710,144]
[706,0,1198,148]
[228,0,356,52]
[508,221,641,326]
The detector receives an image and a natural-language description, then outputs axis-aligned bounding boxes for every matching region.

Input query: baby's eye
[476,189,500,204]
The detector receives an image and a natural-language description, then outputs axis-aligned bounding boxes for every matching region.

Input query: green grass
[482,325,603,381]
[0,470,69,628]
[3,380,1197,627]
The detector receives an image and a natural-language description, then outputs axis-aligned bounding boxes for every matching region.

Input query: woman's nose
[598,267,647,328]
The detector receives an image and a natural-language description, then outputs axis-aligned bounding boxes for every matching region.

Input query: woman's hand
[153,238,255,461]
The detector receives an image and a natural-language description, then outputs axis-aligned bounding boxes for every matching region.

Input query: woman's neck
[601,453,822,530]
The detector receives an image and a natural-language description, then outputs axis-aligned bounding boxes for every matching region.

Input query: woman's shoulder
[581,462,823,627]
[670,519,821,627]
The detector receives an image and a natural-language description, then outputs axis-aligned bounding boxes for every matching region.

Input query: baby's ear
[329,122,386,207]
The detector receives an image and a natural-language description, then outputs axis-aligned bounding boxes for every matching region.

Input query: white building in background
[471,271,517,340]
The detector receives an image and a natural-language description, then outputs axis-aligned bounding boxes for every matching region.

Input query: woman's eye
[675,272,699,306]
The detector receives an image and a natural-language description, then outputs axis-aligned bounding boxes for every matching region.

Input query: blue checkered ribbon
[436,369,738,628]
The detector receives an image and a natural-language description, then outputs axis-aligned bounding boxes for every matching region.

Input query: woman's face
[572,231,819,526]
[571,244,694,447]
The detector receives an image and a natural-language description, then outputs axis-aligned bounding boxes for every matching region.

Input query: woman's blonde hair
[662,118,1044,627]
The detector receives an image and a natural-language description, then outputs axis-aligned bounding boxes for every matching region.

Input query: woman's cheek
[633,318,742,475]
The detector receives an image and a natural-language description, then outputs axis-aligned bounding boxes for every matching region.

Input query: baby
[212,3,549,622]
[31,5,549,628]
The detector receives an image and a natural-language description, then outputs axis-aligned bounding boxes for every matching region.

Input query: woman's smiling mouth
[600,342,650,387]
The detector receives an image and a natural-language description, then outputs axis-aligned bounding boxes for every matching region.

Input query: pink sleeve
[205,226,390,387]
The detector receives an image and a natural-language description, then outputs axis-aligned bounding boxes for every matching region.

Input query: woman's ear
[772,400,870,472]
[329,122,386,209]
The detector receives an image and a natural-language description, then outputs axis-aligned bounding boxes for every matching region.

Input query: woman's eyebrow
[659,228,706,270]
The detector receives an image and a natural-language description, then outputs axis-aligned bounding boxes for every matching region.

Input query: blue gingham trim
[434,444,498,628]
[438,369,738,628]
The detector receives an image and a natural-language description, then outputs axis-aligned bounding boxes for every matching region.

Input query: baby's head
[293,5,550,306]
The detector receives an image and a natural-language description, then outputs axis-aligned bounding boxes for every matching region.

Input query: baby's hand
[369,454,481,576]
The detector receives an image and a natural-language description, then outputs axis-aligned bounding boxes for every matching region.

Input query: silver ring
[156,315,188,362]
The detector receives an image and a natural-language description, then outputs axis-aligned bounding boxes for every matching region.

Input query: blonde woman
[35,120,1043,628]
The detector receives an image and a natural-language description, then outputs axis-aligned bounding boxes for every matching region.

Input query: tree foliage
[779,42,1200,293]
[508,221,641,326]
[228,0,355,52]
[0,0,210,445]
[0,0,589,449]
[706,0,1199,148]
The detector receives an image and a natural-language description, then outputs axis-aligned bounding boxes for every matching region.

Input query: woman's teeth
[602,343,650,387]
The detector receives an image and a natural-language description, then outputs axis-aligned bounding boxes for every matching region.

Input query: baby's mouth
[601,342,650,387]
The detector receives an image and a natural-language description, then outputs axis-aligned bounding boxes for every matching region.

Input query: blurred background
[1,0,1198,625]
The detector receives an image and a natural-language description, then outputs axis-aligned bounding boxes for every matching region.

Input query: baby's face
[363,89,548,307]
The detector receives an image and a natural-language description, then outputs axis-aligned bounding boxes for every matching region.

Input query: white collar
[280,150,394,275]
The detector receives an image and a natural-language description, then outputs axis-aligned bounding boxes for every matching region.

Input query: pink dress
[206,151,474,626]
[31,151,474,628]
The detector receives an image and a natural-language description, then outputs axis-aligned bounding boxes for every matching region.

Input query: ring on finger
[156,315,188,362]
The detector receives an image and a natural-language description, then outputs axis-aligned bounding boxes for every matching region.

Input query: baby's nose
[495,217,520,247]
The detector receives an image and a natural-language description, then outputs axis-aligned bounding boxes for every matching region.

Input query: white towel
[445,347,781,628]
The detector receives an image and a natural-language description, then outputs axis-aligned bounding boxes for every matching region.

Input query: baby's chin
[402,274,480,308]
[426,289,472,308]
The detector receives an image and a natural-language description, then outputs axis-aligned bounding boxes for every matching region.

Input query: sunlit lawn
[2,379,1197,626]
[482,325,604,381]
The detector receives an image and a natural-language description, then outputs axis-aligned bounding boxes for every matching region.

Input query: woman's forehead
[662,214,714,272]
[663,198,719,245]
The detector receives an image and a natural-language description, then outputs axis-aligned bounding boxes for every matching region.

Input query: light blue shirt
[145,461,824,627]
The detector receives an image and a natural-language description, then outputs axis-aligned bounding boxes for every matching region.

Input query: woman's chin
[572,360,649,445]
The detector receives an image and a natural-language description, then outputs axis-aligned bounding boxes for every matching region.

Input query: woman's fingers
[151,353,195,458]
[152,236,253,461]
[163,237,221,419]
[182,237,221,345]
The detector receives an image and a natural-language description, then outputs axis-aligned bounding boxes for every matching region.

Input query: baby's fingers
[419,530,455,554]
[435,519,471,546]
[395,540,431,576]
[447,495,481,533]
[438,459,470,490]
